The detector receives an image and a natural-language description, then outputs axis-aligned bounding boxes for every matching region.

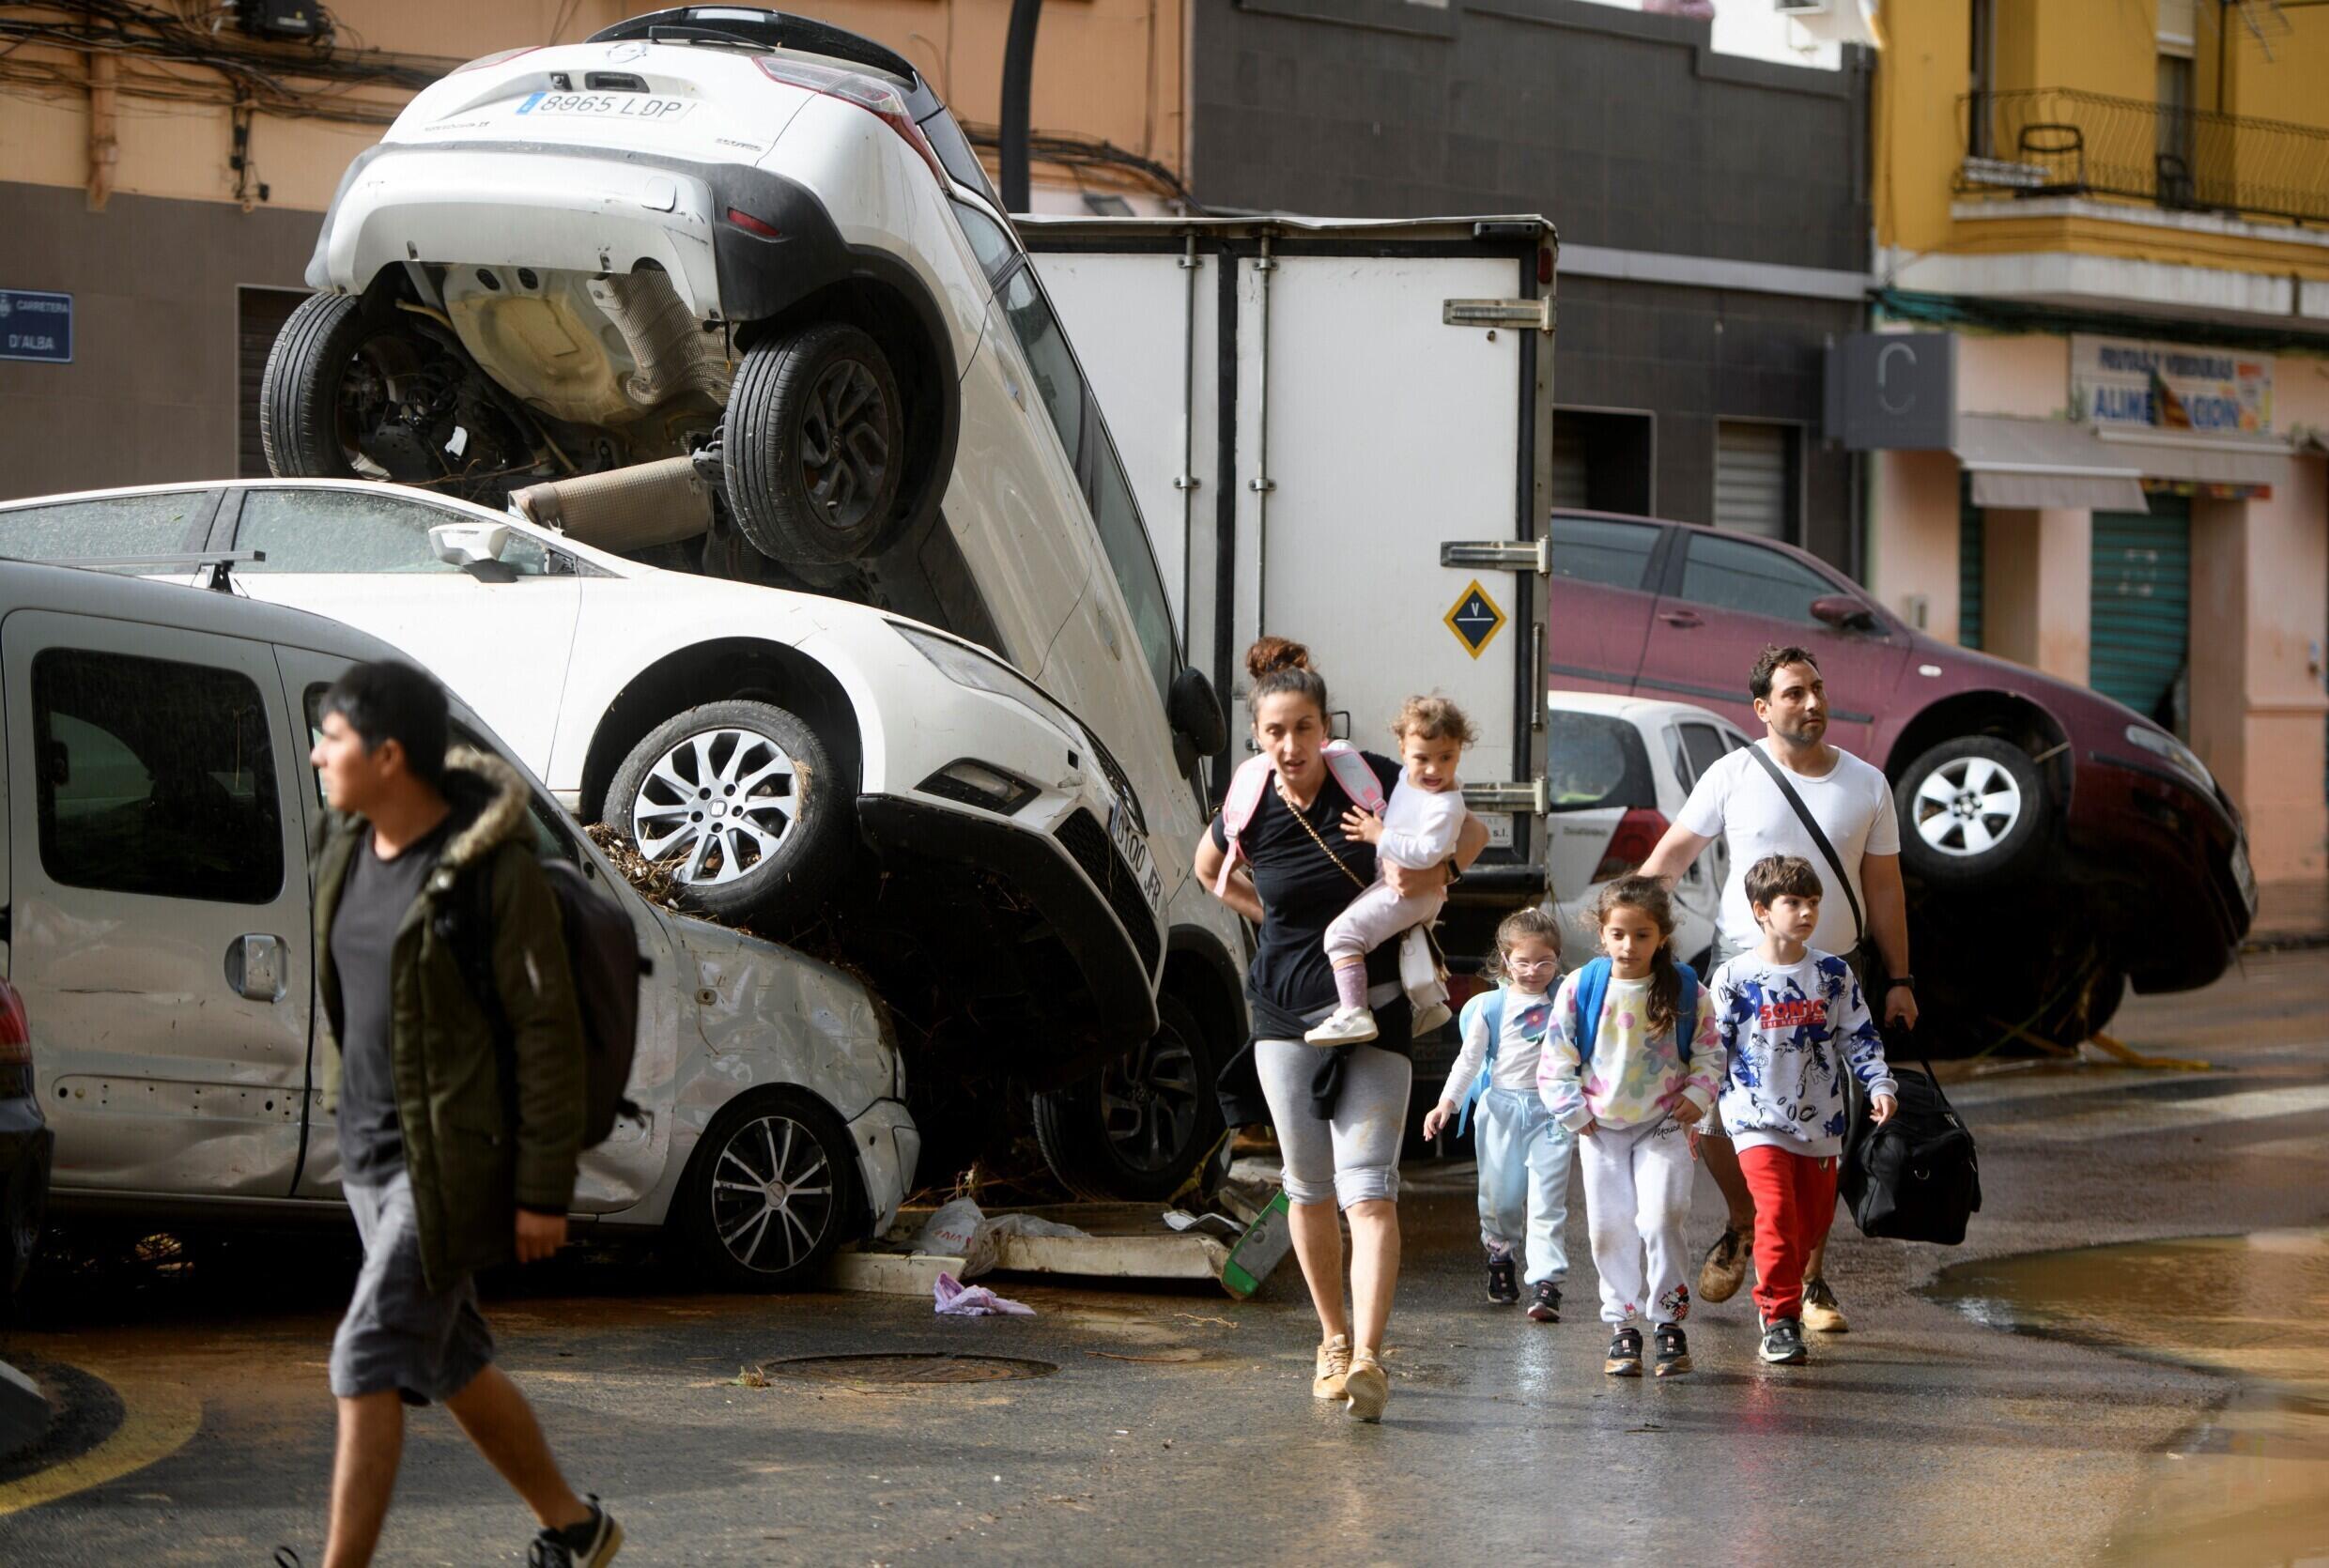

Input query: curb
[2241,932,2329,955]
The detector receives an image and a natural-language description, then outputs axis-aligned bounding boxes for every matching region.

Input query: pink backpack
[1212,742,1388,896]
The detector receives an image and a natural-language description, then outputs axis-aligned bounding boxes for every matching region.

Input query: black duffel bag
[1840,1047,1981,1245]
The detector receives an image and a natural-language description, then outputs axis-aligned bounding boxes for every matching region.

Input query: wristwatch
[1444,856,1464,886]
[1886,975,1915,992]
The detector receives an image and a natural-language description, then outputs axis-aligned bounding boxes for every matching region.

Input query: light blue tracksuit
[1450,989,1573,1288]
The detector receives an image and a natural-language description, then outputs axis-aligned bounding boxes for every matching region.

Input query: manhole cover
[761,1353,1057,1385]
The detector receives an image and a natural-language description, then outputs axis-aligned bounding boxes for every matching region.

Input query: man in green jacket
[308,661,621,1568]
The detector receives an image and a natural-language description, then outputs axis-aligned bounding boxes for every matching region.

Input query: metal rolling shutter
[237,286,308,478]
[1958,483,1983,650]
[1550,418,1590,512]
[2090,497,2190,727]
[1714,421,1790,540]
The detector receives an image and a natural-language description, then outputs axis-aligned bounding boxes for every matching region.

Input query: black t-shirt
[1211,750,1413,1050]
[331,816,453,1184]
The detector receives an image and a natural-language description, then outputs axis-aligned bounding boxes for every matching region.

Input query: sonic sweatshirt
[1711,948,1896,1159]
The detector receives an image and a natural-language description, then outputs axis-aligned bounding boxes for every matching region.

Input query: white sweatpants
[1579,1115,1696,1328]
[1321,879,1446,964]
[1473,1088,1572,1287]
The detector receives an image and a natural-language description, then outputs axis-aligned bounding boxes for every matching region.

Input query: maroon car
[1548,511,2258,1047]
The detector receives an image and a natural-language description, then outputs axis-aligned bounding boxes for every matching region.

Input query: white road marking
[1997,1082,2329,1144]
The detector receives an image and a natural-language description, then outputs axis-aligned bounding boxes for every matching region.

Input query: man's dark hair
[1750,644,1821,701]
[1744,853,1823,909]
[321,660,449,789]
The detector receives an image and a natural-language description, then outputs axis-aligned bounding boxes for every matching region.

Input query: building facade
[1857,0,2329,883]
[1187,0,1874,568]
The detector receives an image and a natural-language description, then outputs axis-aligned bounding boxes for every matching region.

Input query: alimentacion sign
[2070,334,2271,437]
[0,290,72,364]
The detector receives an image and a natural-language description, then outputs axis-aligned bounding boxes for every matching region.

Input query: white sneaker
[1411,1000,1453,1034]
[1304,1006,1380,1045]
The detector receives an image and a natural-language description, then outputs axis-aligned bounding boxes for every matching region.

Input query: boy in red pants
[1708,855,1897,1365]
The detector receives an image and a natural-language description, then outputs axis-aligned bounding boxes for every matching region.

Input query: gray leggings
[1254,1039,1412,1209]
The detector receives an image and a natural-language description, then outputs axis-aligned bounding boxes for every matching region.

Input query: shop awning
[1953,416,2148,510]
[2092,427,2294,488]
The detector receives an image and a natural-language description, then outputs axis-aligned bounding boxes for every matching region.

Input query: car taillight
[0,979,28,1068]
[452,45,542,74]
[753,54,945,183]
[1592,808,1669,883]
[725,207,781,238]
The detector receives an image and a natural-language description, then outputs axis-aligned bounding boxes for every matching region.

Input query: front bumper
[2071,750,2256,991]
[856,794,1163,1049]
[845,1098,918,1233]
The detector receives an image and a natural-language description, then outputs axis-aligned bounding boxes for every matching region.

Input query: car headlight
[2124,723,2214,793]
[893,622,1083,741]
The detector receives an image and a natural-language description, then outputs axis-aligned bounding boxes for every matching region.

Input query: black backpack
[1840,1052,1981,1246]
[441,854,649,1149]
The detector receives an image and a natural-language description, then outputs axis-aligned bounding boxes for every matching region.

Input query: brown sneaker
[1697,1225,1750,1303]
[1342,1349,1389,1422]
[1801,1276,1850,1334]
[1313,1334,1351,1400]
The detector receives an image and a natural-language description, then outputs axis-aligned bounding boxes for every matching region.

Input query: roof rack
[18,550,266,589]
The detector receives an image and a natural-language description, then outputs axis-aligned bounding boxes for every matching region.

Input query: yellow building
[1859,0,2329,884]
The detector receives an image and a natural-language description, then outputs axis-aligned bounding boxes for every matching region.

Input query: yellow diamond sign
[1444,579,1505,659]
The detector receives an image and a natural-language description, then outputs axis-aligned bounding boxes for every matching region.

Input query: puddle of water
[1931,1230,2329,1565]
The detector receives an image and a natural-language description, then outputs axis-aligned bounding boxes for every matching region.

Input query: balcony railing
[1957,86,2329,226]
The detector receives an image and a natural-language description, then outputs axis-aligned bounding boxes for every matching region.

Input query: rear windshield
[1547,710,1657,813]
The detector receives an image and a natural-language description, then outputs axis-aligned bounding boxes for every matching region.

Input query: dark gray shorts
[331,1171,495,1406]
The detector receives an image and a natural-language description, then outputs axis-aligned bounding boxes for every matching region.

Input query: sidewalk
[2245,877,2329,952]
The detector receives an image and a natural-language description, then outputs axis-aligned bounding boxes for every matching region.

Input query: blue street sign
[0,290,72,364]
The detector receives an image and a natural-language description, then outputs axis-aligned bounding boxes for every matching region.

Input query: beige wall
[1957,334,2071,419]
[0,0,1184,214]
[1871,448,1964,642]
[1982,505,2092,687]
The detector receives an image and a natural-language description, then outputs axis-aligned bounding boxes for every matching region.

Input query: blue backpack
[1452,987,1551,1136]
[1451,957,1703,1136]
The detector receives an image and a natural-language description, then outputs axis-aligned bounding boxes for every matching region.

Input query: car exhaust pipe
[511,457,715,552]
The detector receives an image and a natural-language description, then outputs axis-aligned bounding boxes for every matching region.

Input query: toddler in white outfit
[1305,696,1473,1046]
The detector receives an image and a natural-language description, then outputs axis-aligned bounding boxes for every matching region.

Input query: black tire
[722,323,907,566]
[259,291,378,480]
[1896,736,2050,888]
[0,1139,48,1303]
[605,699,850,925]
[676,1088,863,1290]
[1032,994,1223,1202]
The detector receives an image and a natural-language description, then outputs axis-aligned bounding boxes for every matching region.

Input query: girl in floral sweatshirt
[1539,877,1723,1378]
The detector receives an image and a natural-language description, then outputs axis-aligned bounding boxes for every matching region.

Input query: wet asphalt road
[1,947,2323,1566]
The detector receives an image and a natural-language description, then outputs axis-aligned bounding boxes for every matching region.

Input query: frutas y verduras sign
[2070,334,2273,437]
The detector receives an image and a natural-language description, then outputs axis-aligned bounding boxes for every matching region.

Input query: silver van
[0,559,915,1287]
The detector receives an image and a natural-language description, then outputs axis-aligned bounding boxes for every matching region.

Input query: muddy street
[2,947,2323,1566]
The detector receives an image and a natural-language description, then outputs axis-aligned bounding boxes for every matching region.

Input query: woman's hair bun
[1244,635,1313,681]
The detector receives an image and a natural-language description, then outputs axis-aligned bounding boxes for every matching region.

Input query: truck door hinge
[1442,297,1553,332]
[1440,537,1549,576]
[1463,779,1550,816]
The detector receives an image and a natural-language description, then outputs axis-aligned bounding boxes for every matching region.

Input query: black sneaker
[1525,1281,1562,1322]
[1486,1251,1520,1305]
[1604,1325,1643,1377]
[1653,1323,1692,1377]
[529,1498,624,1567]
[1758,1316,1808,1365]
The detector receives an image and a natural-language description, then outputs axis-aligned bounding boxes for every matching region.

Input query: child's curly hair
[1391,694,1477,746]
[1588,875,1682,1041]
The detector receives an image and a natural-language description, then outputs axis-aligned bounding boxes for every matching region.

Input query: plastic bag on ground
[918,1198,996,1278]
[933,1271,1035,1316]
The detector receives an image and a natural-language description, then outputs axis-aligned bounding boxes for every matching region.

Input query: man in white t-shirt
[1638,644,1916,1334]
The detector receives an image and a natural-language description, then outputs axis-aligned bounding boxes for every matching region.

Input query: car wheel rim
[1912,755,2023,857]
[630,727,799,886]
[1098,1029,1200,1176]
[797,359,891,534]
[706,1113,836,1274]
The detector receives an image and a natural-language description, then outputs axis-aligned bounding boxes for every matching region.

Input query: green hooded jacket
[314,748,585,1290]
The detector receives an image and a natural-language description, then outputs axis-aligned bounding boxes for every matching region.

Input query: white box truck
[1023,214,1558,967]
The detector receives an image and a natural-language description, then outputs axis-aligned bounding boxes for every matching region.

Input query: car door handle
[225,933,288,1003]
[1658,609,1704,628]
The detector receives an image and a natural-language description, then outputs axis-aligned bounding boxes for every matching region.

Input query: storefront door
[2090,495,2192,732]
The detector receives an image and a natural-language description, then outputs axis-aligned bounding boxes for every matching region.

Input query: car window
[998,267,1179,700]
[1674,531,1840,623]
[0,491,210,570]
[1667,726,1695,792]
[1547,710,1657,812]
[951,200,1019,288]
[35,648,284,904]
[925,112,1003,207]
[1549,515,1659,591]
[237,489,552,576]
[1680,722,1729,784]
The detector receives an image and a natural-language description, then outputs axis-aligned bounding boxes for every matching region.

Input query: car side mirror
[430,522,517,583]
[1167,667,1228,757]
[1810,594,1877,632]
